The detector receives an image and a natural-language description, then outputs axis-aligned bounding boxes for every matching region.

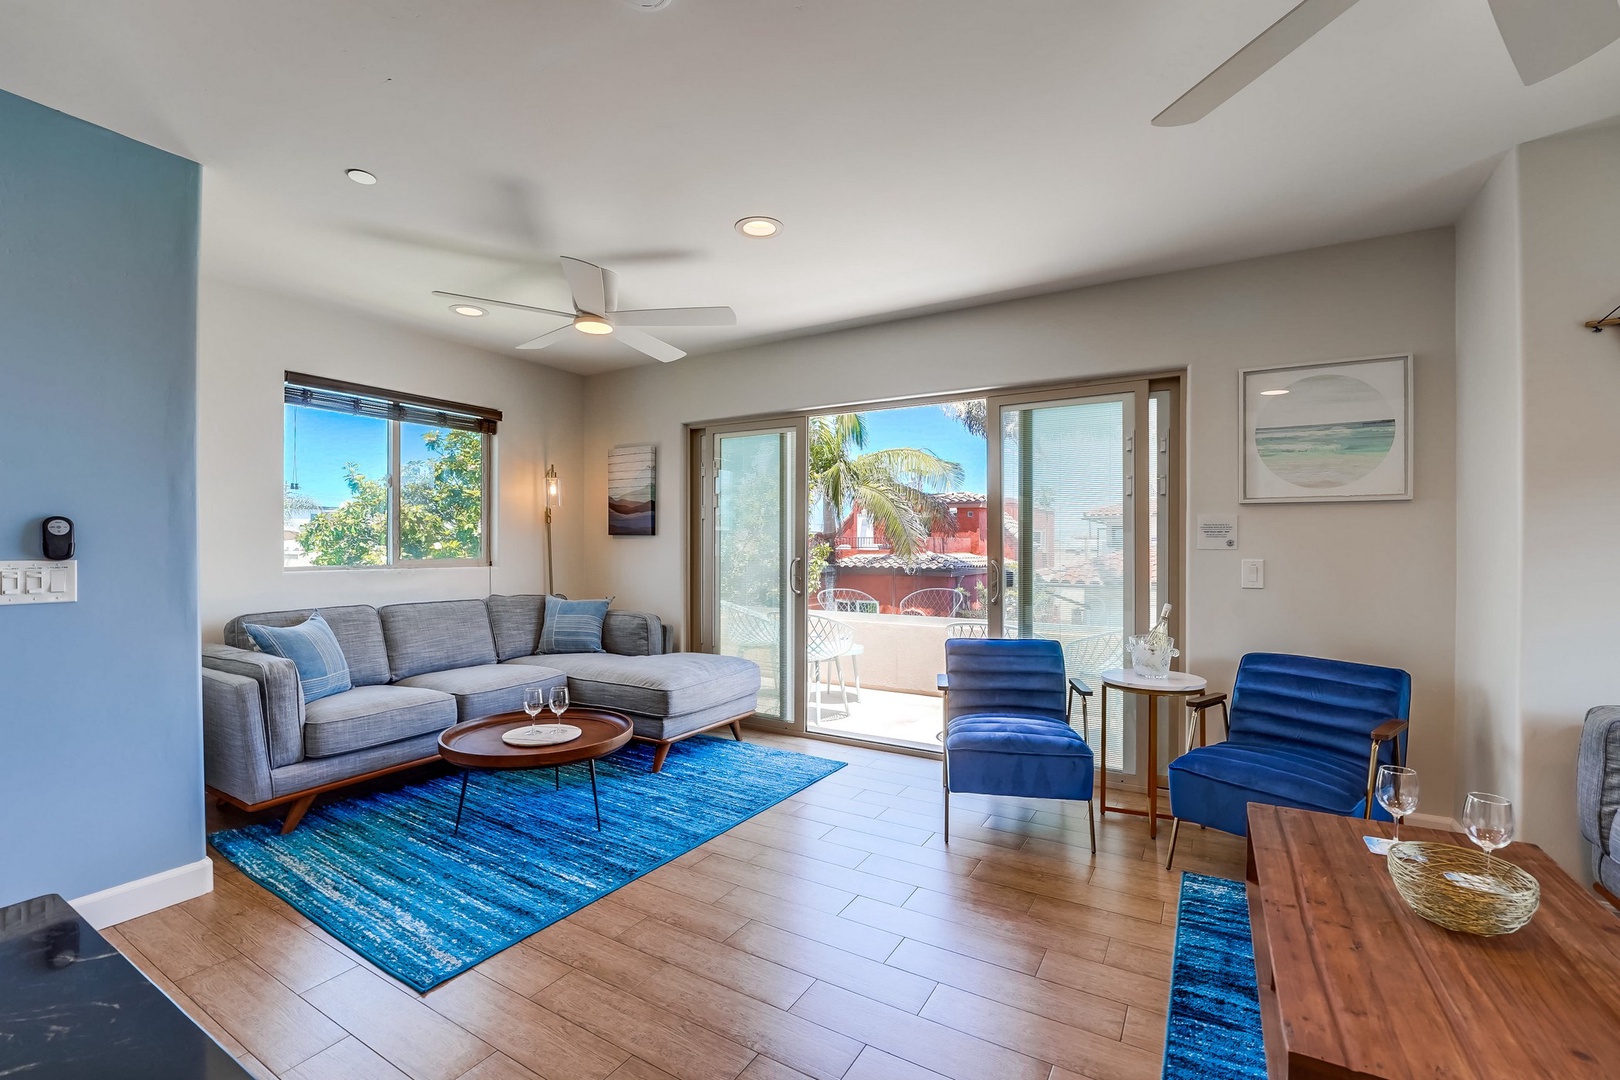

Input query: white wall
[197,278,584,639]
[1453,149,1525,811]
[580,230,1459,813]
[1516,122,1620,874]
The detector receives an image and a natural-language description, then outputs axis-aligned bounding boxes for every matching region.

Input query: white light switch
[1241,559,1265,589]
[0,561,76,604]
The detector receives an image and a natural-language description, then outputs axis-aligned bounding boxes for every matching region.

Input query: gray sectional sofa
[201,595,760,831]
[1579,705,1620,903]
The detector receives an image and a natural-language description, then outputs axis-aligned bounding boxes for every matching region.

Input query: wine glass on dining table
[1464,792,1515,869]
[1376,764,1419,842]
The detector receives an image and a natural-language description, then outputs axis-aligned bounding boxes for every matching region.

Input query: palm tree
[810,414,964,561]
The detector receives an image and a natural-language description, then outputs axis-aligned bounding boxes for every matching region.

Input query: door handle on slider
[987,560,1000,604]
[789,557,803,596]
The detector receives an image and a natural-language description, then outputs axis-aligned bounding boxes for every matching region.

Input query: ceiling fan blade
[431,291,573,319]
[561,256,609,315]
[1152,0,1361,127]
[610,306,737,327]
[614,326,686,363]
[515,326,576,350]
[1488,0,1620,85]
[602,266,621,315]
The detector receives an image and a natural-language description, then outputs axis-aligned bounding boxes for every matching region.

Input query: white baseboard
[69,857,213,929]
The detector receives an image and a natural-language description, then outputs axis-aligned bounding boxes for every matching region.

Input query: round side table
[1096,668,1207,838]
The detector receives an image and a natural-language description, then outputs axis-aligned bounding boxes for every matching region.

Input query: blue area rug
[209,736,843,991]
[1162,873,1267,1079]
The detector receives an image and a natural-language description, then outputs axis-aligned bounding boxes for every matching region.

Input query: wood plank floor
[111,732,1246,1080]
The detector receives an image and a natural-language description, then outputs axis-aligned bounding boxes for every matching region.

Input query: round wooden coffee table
[438,708,634,833]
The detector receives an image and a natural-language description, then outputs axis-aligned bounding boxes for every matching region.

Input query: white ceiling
[4,1,1619,374]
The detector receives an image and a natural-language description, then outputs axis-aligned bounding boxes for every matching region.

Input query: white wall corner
[68,857,213,929]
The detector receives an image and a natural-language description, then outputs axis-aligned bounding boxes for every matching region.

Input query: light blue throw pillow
[537,597,611,655]
[244,612,353,703]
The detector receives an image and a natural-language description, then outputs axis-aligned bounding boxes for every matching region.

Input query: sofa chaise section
[506,649,761,770]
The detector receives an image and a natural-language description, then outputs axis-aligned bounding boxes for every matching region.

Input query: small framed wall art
[607,443,657,536]
[1239,354,1413,504]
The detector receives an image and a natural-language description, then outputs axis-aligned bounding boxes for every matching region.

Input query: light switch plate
[1241,558,1264,589]
[0,560,76,604]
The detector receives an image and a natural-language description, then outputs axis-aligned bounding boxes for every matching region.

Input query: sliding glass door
[987,381,1178,791]
[697,422,807,728]
[693,379,1178,760]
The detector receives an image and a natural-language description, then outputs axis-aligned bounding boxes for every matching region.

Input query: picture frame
[607,443,657,536]
[1239,354,1413,504]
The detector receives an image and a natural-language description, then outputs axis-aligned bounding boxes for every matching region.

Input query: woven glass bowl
[1387,841,1540,935]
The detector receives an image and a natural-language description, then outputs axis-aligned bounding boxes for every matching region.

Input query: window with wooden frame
[282,372,500,569]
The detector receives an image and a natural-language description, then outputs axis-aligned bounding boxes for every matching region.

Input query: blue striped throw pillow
[244,612,353,703]
[537,597,611,655]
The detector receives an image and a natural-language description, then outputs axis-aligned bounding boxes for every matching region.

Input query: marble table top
[1098,668,1209,694]
[0,893,251,1078]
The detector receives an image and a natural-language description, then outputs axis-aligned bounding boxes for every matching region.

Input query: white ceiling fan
[1154,0,1620,126]
[435,256,735,363]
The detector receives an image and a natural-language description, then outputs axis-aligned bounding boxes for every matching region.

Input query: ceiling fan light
[574,315,614,335]
[736,216,782,238]
[449,304,487,317]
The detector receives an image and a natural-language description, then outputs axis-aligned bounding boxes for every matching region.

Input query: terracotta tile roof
[834,551,989,573]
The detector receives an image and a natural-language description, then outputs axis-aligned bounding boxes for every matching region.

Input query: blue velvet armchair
[1165,652,1411,868]
[938,638,1096,853]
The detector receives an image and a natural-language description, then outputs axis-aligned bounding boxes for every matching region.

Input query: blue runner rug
[209,736,843,991]
[1162,872,1268,1079]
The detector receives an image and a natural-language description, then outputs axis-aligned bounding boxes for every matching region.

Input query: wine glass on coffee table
[522,687,545,735]
[548,685,569,733]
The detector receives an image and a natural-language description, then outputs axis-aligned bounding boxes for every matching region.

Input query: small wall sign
[1197,514,1239,550]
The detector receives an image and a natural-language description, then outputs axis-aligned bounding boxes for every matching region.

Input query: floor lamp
[544,465,561,595]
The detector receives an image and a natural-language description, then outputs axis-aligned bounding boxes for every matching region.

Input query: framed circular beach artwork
[1239,354,1413,503]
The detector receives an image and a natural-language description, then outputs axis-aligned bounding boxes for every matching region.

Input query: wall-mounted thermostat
[0,561,77,604]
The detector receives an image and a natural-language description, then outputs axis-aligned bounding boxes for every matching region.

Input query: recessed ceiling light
[574,314,614,335]
[622,0,673,8]
[736,216,782,239]
[1260,388,1290,396]
[345,168,378,185]
[450,304,486,317]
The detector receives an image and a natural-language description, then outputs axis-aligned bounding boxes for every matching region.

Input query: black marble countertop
[0,893,252,1078]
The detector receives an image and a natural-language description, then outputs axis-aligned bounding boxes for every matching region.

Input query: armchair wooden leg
[1088,799,1096,855]
[942,747,951,844]
[1164,817,1181,870]
[280,794,317,834]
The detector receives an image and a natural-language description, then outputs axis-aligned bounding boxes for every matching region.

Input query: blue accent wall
[0,90,202,903]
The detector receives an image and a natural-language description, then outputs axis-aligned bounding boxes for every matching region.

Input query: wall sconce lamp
[544,465,562,593]
[1584,302,1620,332]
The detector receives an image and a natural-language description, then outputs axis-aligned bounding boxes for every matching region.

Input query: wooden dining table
[1246,805,1620,1078]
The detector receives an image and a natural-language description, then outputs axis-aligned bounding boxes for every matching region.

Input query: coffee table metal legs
[452,762,603,834]
[589,759,601,830]
[453,769,471,834]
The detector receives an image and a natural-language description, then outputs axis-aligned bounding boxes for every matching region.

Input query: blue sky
[284,406,387,506]
[851,401,988,492]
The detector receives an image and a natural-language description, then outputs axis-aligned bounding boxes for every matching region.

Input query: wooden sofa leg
[650,742,673,773]
[730,719,744,741]
[280,794,317,834]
